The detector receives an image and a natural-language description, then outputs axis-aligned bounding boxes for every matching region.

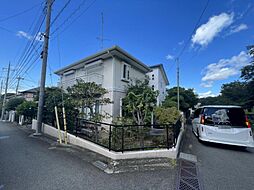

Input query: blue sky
[0,0,253,98]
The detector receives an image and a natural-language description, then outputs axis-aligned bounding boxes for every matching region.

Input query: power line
[50,0,87,36]
[0,2,42,23]
[51,0,97,39]
[177,0,210,59]
[13,7,46,69]
[50,0,72,27]
[0,25,14,33]
[10,0,72,87]
[9,10,46,87]
[9,54,41,89]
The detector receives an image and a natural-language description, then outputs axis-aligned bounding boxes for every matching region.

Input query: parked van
[192,105,254,148]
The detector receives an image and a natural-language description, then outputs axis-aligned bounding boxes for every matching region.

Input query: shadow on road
[199,140,253,153]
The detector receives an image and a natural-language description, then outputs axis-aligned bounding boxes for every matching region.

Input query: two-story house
[147,64,169,105]
[54,46,169,120]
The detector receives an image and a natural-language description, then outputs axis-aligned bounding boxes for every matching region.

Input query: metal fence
[70,117,182,152]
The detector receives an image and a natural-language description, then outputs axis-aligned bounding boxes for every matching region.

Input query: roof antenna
[96,12,110,50]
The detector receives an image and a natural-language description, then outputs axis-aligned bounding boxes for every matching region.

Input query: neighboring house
[19,87,39,101]
[147,64,169,105]
[2,93,16,102]
[54,45,169,120]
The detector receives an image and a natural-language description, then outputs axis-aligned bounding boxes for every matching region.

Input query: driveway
[0,121,177,190]
[181,123,254,190]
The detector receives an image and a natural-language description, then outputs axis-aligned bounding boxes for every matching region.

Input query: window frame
[121,62,130,82]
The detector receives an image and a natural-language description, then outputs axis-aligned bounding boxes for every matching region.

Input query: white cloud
[229,24,248,35]
[198,91,218,98]
[16,30,44,42]
[200,81,213,88]
[192,12,234,47]
[201,51,250,87]
[166,54,174,60]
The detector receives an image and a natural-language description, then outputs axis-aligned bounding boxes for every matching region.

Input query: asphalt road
[0,121,176,190]
[181,123,254,190]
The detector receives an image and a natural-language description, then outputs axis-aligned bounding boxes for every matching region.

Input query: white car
[192,105,254,148]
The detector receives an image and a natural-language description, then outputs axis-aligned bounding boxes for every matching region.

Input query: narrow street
[181,124,254,190]
[0,122,176,190]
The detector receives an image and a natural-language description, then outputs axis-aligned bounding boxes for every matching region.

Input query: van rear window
[203,107,247,128]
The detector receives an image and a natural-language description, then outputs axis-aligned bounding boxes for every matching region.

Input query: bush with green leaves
[122,79,158,125]
[6,97,25,111]
[42,87,79,131]
[16,101,37,122]
[67,79,111,122]
[154,106,180,124]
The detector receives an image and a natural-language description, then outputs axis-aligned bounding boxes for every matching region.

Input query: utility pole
[15,76,24,97]
[35,0,53,135]
[176,58,180,111]
[1,62,11,121]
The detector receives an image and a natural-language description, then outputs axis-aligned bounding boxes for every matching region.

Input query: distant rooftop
[19,87,39,94]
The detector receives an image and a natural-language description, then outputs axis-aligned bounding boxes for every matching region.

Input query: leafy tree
[122,79,158,125]
[220,81,249,106]
[241,64,254,81]
[154,107,180,124]
[163,87,198,112]
[67,79,111,121]
[38,87,78,130]
[6,97,25,111]
[16,101,37,121]
[199,81,249,107]
[122,79,158,148]
[239,45,254,108]
[199,95,226,106]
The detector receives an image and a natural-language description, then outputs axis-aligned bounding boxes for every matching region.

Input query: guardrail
[70,117,182,152]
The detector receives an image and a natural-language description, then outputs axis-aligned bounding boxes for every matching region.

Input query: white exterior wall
[58,57,147,121]
[61,61,105,90]
[148,68,167,105]
[112,59,147,118]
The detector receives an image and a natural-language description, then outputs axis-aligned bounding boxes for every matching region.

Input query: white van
[192,105,254,148]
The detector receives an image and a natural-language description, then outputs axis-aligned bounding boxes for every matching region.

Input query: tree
[154,107,180,124]
[67,79,111,121]
[163,87,198,112]
[220,81,249,106]
[199,95,226,106]
[199,81,249,107]
[16,101,37,121]
[122,79,158,125]
[241,64,254,81]
[122,79,158,148]
[6,97,25,111]
[36,87,78,130]
[240,45,254,108]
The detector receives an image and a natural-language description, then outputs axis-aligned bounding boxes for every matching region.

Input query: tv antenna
[96,12,110,50]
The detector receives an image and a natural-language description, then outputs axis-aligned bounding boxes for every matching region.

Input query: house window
[152,85,154,90]
[152,74,154,80]
[122,63,130,81]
